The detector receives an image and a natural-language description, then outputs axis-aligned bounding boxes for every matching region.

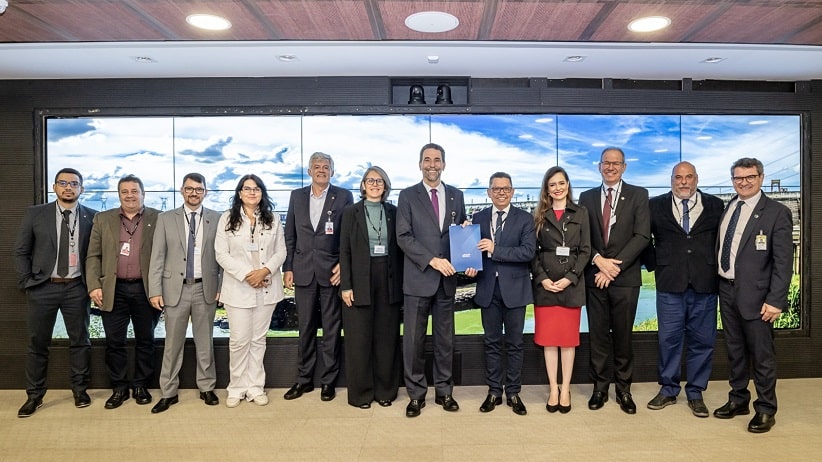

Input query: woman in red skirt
[531,166,591,413]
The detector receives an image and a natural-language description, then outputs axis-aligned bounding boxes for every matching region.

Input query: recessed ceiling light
[277,55,298,62]
[186,13,232,31]
[133,56,156,63]
[564,55,586,63]
[628,16,671,33]
[427,55,439,64]
[702,57,726,64]
[405,11,459,33]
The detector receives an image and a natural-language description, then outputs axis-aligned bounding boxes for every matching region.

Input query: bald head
[671,161,698,200]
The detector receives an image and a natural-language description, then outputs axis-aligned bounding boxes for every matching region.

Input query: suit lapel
[174,208,187,251]
[355,203,369,243]
[416,183,440,231]
[739,195,767,249]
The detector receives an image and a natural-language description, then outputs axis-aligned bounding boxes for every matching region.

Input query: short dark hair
[419,143,445,163]
[600,147,625,162]
[118,174,144,192]
[182,172,207,188]
[54,168,83,185]
[731,157,764,176]
[488,172,512,188]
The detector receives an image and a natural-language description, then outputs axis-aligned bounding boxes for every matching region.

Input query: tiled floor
[2,379,821,461]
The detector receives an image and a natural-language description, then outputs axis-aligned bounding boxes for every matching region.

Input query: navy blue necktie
[720,201,744,272]
[494,210,504,242]
[681,199,690,234]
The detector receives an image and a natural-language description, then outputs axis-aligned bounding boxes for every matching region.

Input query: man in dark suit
[86,174,160,410]
[465,172,536,415]
[579,147,650,414]
[644,162,724,418]
[283,152,354,402]
[396,142,467,417]
[148,173,222,413]
[14,168,97,417]
[714,157,792,433]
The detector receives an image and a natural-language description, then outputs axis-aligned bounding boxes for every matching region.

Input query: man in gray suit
[148,173,222,413]
[397,142,467,417]
[14,168,97,417]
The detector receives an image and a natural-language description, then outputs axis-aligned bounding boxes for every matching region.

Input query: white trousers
[225,296,275,400]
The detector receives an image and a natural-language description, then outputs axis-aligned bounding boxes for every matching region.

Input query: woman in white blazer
[215,174,286,408]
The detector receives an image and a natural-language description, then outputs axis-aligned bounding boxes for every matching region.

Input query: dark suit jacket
[148,206,223,306]
[14,202,97,290]
[721,193,793,320]
[472,205,536,308]
[645,190,724,293]
[579,181,650,288]
[339,200,404,306]
[531,202,591,307]
[284,184,354,287]
[85,207,159,311]
[396,182,466,298]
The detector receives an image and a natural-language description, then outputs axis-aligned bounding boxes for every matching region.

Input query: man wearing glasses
[14,168,97,417]
[147,173,222,413]
[579,147,650,414]
[714,158,792,433]
[464,172,536,415]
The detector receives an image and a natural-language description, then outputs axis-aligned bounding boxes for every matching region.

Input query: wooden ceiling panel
[589,4,723,43]
[258,0,373,40]
[379,1,485,40]
[132,0,275,40]
[686,5,822,44]
[491,1,605,41]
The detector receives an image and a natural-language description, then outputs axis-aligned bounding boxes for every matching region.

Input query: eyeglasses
[183,187,205,194]
[364,178,384,186]
[56,180,81,188]
[599,161,624,168]
[732,174,761,184]
[241,187,262,193]
[490,187,513,194]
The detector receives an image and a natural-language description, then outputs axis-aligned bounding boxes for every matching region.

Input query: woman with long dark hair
[215,174,286,408]
[531,166,591,413]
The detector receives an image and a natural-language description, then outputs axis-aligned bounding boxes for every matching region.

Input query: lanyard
[120,213,143,242]
[364,204,384,245]
[58,205,79,245]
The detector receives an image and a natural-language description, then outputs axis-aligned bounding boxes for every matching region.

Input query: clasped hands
[593,255,622,289]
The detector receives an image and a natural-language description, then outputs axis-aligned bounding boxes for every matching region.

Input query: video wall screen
[44,113,801,338]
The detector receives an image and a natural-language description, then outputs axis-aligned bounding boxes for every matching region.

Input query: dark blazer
[14,202,97,290]
[85,207,159,311]
[473,205,536,308]
[284,184,355,287]
[339,200,404,306]
[531,202,591,307]
[579,181,650,287]
[396,182,466,298]
[721,193,793,320]
[645,190,724,293]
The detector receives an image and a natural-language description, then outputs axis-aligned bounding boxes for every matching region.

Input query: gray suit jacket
[14,201,97,290]
[396,181,466,298]
[148,206,222,306]
[86,207,159,311]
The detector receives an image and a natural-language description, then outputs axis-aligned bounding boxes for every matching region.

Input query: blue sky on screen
[46,113,799,213]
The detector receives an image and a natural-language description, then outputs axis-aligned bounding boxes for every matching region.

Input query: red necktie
[431,188,440,225]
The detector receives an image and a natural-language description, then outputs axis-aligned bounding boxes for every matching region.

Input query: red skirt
[534,305,581,347]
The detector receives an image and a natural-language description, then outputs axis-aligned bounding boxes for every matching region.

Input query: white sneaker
[251,394,269,406]
[226,397,241,408]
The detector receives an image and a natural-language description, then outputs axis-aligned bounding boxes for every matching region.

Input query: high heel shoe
[558,389,571,414]
[546,388,559,413]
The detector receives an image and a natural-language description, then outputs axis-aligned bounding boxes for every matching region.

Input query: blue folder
[449,224,482,272]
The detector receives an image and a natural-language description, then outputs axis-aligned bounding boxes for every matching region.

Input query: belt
[183,278,203,285]
[721,277,734,285]
[116,278,142,283]
[50,277,82,283]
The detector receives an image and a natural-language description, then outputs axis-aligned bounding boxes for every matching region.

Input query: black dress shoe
[18,398,43,418]
[435,394,459,412]
[479,394,502,413]
[647,392,676,410]
[320,384,336,401]
[133,387,152,405]
[73,390,91,408]
[377,399,392,407]
[283,383,314,400]
[688,399,709,418]
[748,412,776,433]
[200,390,219,406]
[713,400,750,419]
[615,392,637,414]
[151,396,179,414]
[406,399,425,417]
[352,402,371,409]
[588,391,608,410]
[105,389,130,409]
[506,394,527,416]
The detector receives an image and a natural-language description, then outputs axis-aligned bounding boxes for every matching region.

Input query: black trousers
[101,280,160,390]
[586,285,640,394]
[342,257,401,406]
[25,279,91,399]
[295,277,342,386]
[480,280,525,397]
